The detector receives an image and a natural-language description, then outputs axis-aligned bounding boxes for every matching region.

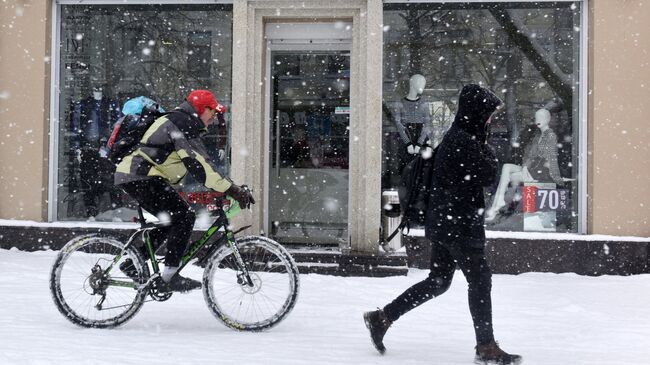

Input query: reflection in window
[382,2,582,233]
[188,31,212,78]
[57,4,232,221]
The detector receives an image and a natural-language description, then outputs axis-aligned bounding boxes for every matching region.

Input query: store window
[382,2,582,233]
[56,4,232,221]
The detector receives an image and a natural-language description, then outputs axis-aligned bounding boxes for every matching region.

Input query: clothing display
[68,94,121,217]
[393,97,434,145]
[71,96,121,147]
[522,128,563,185]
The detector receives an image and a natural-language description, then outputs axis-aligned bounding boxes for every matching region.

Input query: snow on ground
[1,248,649,365]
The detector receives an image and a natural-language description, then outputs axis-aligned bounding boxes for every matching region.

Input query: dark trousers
[120,178,195,267]
[383,241,495,346]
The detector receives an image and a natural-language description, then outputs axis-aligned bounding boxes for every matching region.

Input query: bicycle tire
[50,234,149,328]
[202,235,300,331]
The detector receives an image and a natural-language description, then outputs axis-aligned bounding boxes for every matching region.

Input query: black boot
[475,341,522,365]
[157,274,202,293]
[363,309,392,355]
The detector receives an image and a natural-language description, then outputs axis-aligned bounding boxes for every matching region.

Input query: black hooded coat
[425,84,502,248]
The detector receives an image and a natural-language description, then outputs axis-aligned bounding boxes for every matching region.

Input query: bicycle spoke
[203,236,299,331]
[50,236,148,328]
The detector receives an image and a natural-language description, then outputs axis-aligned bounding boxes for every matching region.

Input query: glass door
[268,50,350,245]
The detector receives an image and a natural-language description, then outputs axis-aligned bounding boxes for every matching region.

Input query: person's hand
[406,143,420,155]
[75,149,82,163]
[225,184,255,209]
[218,149,225,160]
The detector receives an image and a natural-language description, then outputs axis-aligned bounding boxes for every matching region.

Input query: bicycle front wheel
[203,235,299,331]
[50,234,149,328]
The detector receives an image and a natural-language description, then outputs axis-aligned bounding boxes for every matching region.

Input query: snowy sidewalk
[1,248,649,365]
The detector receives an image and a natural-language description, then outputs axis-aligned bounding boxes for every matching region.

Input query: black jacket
[115,101,232,192]
[425,84,502,248]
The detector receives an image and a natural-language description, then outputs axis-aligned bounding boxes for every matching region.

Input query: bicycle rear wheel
[50,234,149,328]
[203,235,299,331]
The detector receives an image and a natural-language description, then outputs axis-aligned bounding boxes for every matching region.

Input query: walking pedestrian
[363,84,522,365]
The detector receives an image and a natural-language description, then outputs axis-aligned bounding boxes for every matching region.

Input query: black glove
[225,184,255,209]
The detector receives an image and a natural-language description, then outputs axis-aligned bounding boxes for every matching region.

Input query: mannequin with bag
[393,74,435,173]
[70,86,121,217]
[485,108,569,221]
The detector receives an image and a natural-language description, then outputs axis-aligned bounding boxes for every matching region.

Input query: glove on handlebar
[226,184,255,209]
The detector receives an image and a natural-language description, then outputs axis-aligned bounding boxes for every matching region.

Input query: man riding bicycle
[115,90,254,292]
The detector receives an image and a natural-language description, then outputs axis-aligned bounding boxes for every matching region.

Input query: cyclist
[114,90,254,292]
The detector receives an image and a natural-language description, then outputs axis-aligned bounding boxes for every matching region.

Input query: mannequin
[71,87,120,146]
[406,74,426,101]
[70,86,121,217]
[93,89,103,101]
[394,74,435,156]
[485,108,566,221]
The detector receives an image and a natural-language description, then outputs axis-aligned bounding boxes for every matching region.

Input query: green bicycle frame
[107,198,250,289]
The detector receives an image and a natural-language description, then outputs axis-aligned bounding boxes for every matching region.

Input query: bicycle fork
[227,234,254,287]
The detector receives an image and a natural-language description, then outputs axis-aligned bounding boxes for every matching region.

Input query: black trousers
[383,241,495,346]
[120,178,195,267]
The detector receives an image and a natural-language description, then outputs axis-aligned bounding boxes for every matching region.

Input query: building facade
[0,1,648,262]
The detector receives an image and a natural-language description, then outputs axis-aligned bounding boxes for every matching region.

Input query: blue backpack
[106,97,167,165]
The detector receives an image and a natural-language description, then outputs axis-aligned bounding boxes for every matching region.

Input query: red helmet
[187,90,227,115]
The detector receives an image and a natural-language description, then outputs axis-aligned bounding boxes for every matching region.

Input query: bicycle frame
[106,201,253,290]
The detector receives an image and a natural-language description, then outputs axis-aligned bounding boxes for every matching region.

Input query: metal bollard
[381,190,402,252]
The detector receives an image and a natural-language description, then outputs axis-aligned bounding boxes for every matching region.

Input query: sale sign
[522,182,569,232]
[522,183,568,213]
[522,185,538,213]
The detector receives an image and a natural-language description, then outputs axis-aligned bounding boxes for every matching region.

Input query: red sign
[522,185,537,213]
[178,191,227,205]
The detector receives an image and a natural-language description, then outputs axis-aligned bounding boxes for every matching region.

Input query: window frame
[381,0,588,233]
[48,0,234,222]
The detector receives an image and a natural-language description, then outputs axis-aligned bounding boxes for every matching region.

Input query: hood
[452,84,502,137]
[173,101,208,138]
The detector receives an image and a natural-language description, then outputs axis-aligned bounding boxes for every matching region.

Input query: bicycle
[49,195,300,330]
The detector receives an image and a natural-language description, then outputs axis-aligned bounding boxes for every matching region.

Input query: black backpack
[106,106,168,165]
[398,146,438,228]
[381,146,438,247]
[379,101,439,244]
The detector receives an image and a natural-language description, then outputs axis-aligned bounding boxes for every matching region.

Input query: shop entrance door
[267,48,350,245]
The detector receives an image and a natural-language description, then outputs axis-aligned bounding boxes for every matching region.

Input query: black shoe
[119,259,140,282]
[157,274,202,293]
[475,341,522,365]
[363,309,392,355]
